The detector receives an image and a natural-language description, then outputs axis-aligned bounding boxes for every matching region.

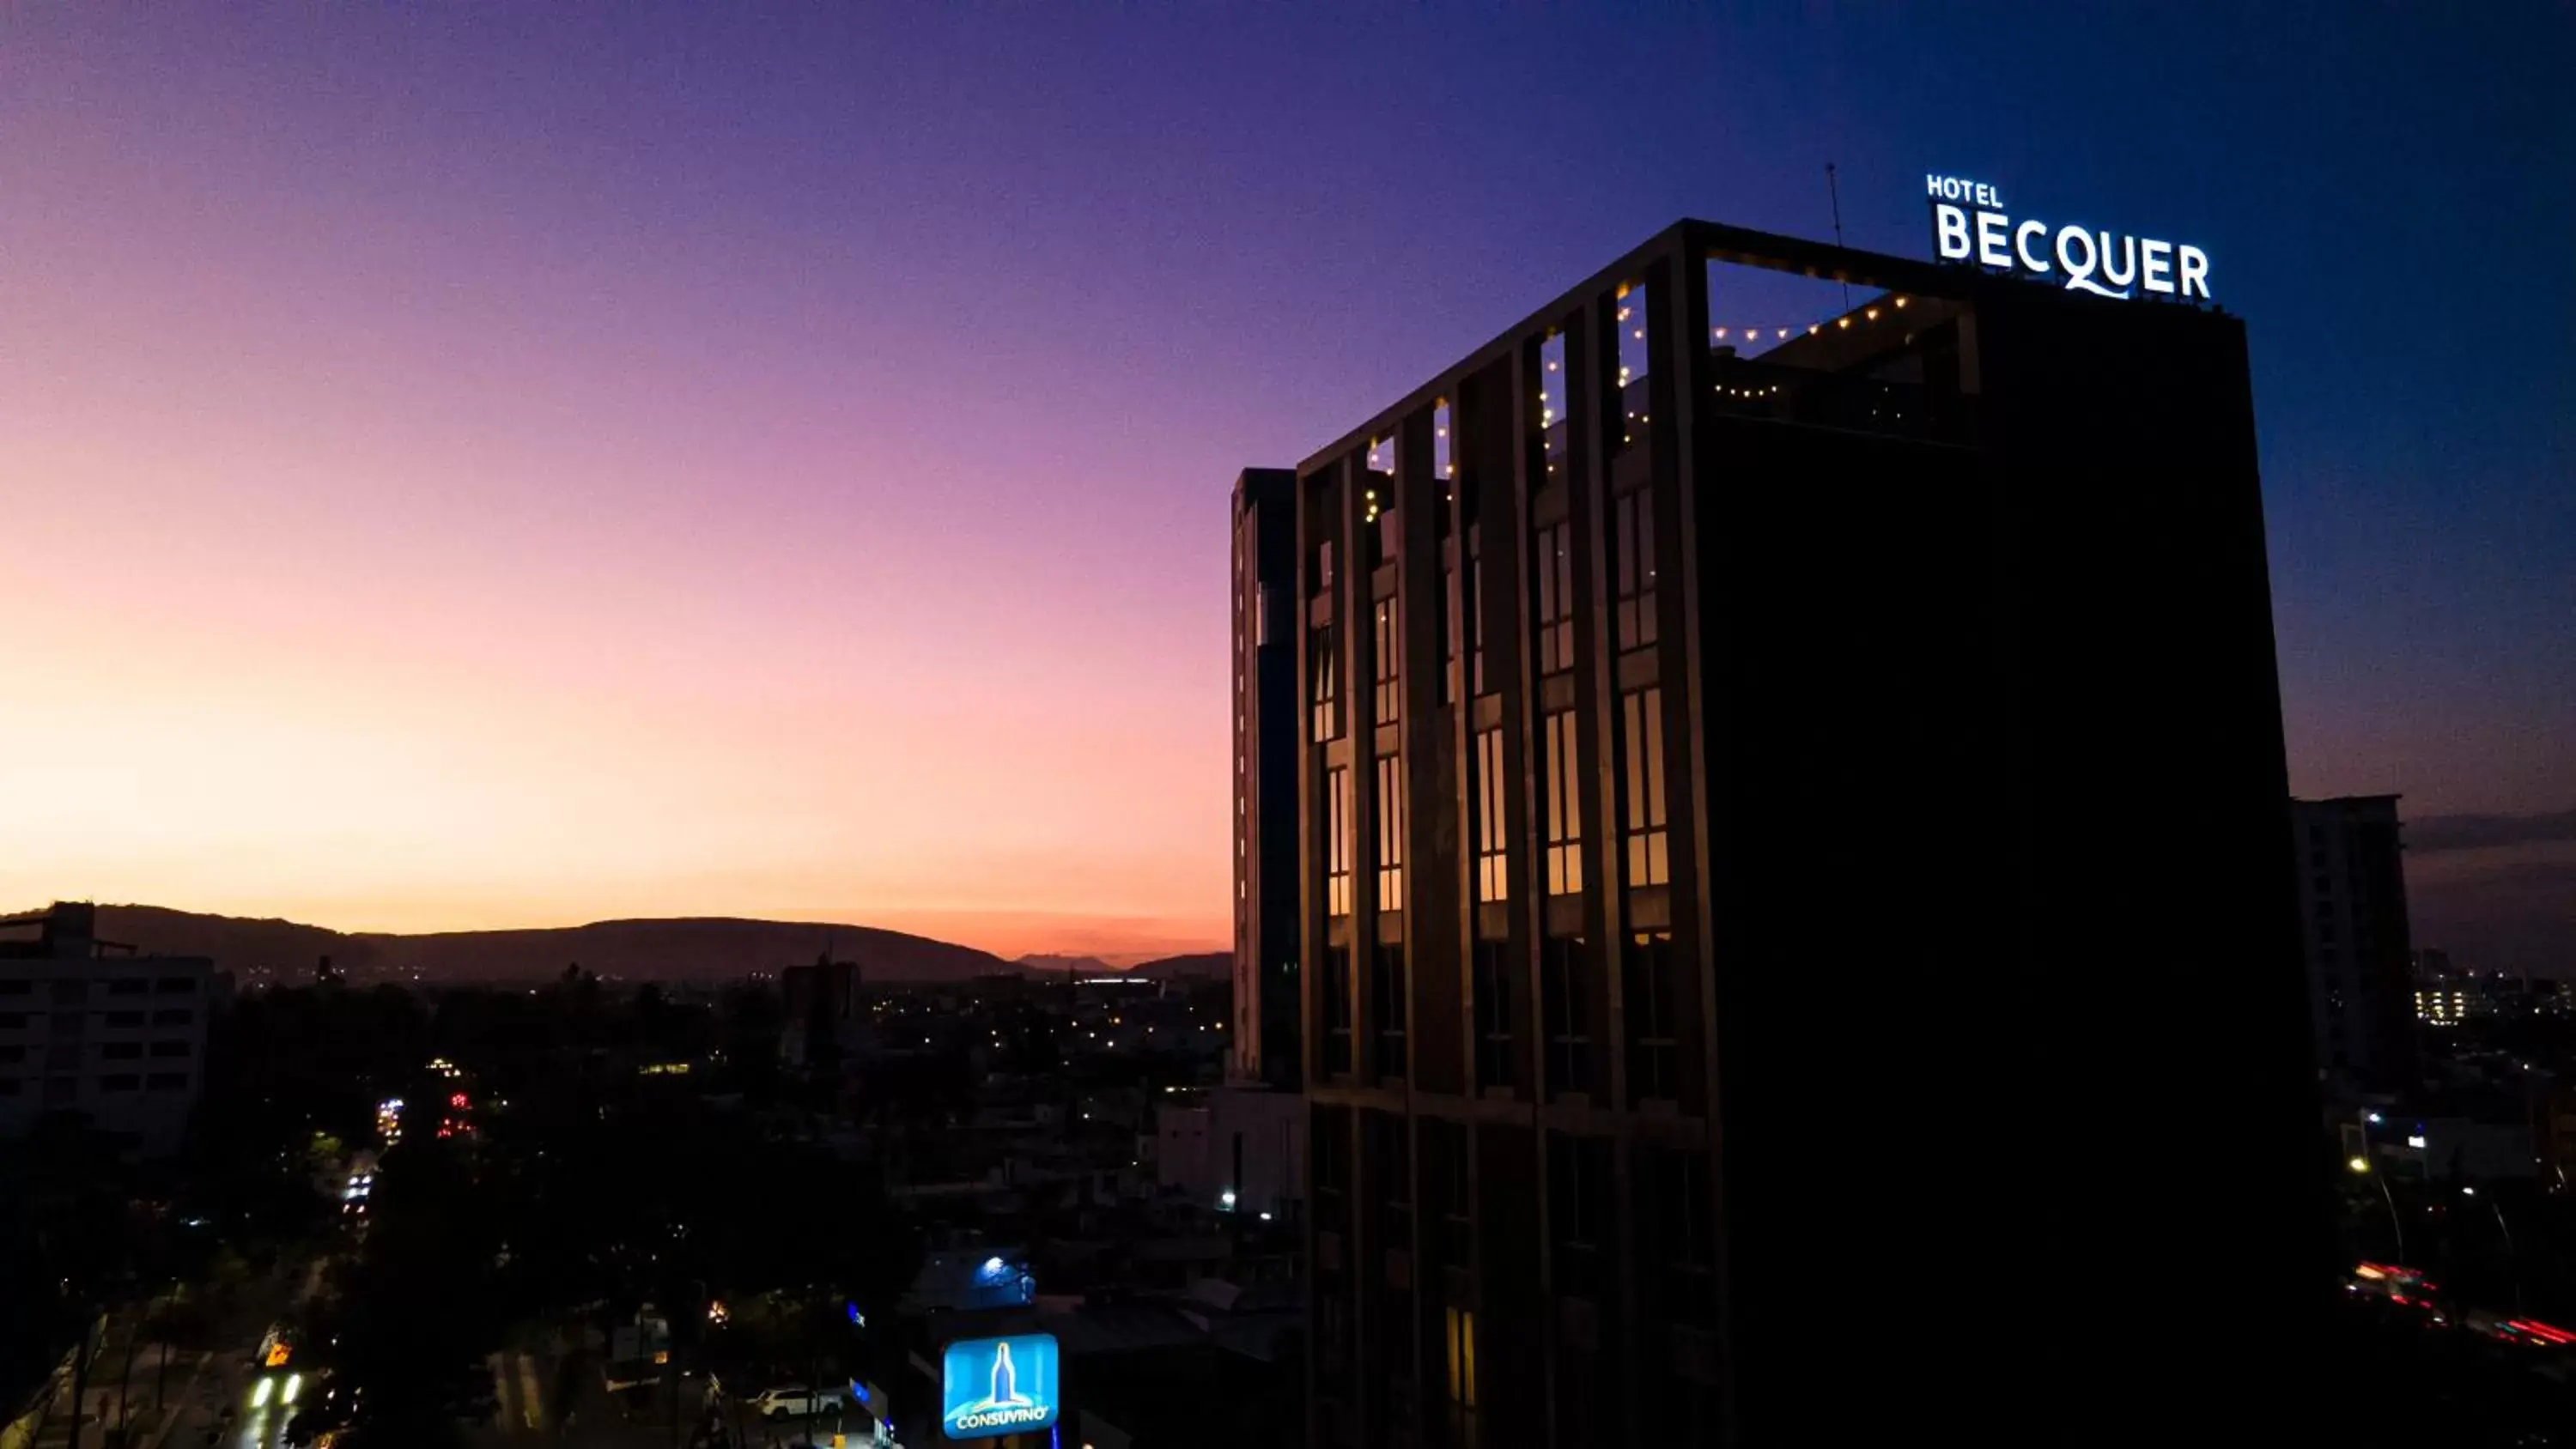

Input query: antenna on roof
[1826,162,1851,311]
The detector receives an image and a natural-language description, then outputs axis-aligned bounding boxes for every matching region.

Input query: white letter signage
[1923,173,2212,301]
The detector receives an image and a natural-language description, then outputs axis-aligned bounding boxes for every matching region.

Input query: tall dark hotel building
[1230,220,2326,1446]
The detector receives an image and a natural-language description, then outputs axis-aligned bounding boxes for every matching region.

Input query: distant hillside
[1131,951,1229,980]
[1014,953,1115,978]
[1012,951,1227,980]
[88,906,1010,984]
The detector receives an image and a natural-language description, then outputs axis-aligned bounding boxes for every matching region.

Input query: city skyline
[5,6,2568,964]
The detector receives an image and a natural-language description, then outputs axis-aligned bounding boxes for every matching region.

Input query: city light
[2348,1156,2371,1173]
[250,1377,273,1408]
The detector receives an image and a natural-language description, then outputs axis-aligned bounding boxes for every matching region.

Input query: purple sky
[3,5,2567,964]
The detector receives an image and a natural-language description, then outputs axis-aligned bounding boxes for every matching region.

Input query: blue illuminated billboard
[939,1333,1059,1440]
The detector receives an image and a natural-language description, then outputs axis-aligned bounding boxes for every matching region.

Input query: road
[459,1349,739,1449]
[19,1256,320,1449]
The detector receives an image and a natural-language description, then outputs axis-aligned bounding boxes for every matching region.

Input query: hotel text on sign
[1924,174,2210,301]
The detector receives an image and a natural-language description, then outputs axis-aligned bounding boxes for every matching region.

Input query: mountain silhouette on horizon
[71,904,1011,985]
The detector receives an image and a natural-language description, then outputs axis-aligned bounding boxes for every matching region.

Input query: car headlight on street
[251,1376,274,1408]
[284,1373,302,1404]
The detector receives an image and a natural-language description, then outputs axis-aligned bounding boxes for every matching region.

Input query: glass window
[1615,282,1652,452]
[1372,945,1406,1080]
[1547,1133,1610,1294]
[1473,943,1515,1094]
[1372,597,1400,725]
[1474,729,1509,904]
[1621,687,1669,888]
[1440,556,1458,707]
[1646,1148,1716,1325]
[1327,767,1352,918]
[1324,948,1354,1076]
[1613,489,1657,652]
[1364,438,1398,567]
[1627,931,1680,1102]
[1374,756,1404,914]
[1431,1121,1473,1267]
[1544,711,1583,897]
[1310,624,1341,743]
[1445,1306,1479,1412]
[1534,520,1574,676]
[1540,331,1568,485]
[1542,939,1592,1095]
[1467,524,1487,694]
[1433,399,1454,486]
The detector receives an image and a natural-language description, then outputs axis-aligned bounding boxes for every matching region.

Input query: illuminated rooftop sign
[940,1333,1059,1440]
[1924,174,2209,301]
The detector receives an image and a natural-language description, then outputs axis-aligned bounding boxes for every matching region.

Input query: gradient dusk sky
[3,5,2569,963]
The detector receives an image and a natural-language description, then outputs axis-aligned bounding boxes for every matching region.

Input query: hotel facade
[1232,219,2325,1446]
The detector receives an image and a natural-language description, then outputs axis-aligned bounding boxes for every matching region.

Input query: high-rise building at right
[1235,218,2325,1446]
[2292,794,2419,1096]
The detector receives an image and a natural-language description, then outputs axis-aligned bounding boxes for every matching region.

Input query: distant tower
[2293,795,2420,1097]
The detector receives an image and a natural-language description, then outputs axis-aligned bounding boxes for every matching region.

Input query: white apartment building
[0,902,225,1155]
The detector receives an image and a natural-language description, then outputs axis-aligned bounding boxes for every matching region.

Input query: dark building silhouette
[1235,467,1304,1092]
[780,949,865,1070]
[1238,220,2324,1446]
[2293,794,2419,1097]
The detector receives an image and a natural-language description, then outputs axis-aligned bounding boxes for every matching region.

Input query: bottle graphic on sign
[987,1341,1029,1408]
[946,1336,1050,1435]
